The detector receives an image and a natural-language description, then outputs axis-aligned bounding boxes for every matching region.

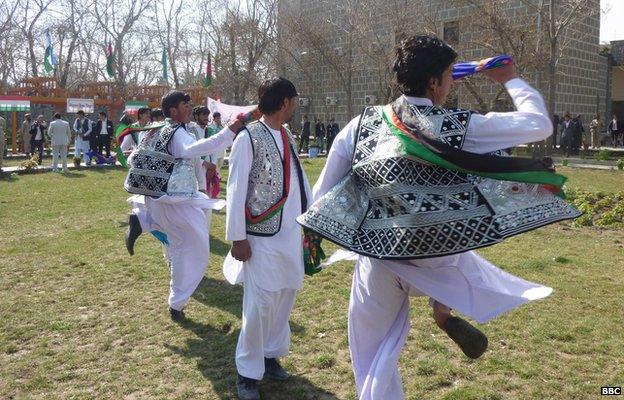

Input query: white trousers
[236,277,297,380]
[74,137,90,161]
[52,145,68,171]
[349,259,424,400]
[150,202,210,311]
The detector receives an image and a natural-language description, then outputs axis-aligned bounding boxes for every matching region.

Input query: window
[443,21,459,45]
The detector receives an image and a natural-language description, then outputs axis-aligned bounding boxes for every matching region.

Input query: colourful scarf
[384,101,567,195]
[452,55,513,81]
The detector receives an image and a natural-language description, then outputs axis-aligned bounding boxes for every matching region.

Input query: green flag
[43,30,57,74]
[105,42,115,79]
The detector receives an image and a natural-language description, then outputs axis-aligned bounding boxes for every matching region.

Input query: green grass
[559,166,624,193]
[0,159,623,399]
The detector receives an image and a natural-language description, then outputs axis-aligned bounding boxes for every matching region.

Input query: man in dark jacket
[314,118,326,153]
[95,111,114,156]
[29,115,47,164]
[608,114,621,147]
[326,118,339,152]
[560,112,574,156]
[298,114,310,154]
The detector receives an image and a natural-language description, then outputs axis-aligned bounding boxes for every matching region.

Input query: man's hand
[228,113,248,134]
[231,239,252,262]
[483,63,518,85]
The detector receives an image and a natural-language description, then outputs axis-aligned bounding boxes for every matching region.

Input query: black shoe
[169,307,185,322]
[443,316,488,359]
[264,357,289,381]
[237,374,260,400]
[125,213,142,256]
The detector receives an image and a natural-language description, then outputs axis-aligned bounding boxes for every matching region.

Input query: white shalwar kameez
[130,125,235,311]
[223,118,312,380]
[312,78,555,400]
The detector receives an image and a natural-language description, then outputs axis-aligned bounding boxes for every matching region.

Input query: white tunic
[314,78,554,323]
[223,118,312,291]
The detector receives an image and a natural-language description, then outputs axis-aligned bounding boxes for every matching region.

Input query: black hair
[193,105,210,117]
[99,111,107,118]
[393,35,457,97]
[137,107,150,119]
[213,112,221,118]
[54,113,61,119]
[257,77,298,115]
[150,108,164,119]
[161,90,191,117]
[77,110,84,116]
[119,113,133,126]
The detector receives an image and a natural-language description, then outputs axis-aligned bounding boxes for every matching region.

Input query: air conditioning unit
[325,96,337,106]
[364,94,377,105]
[298,97,309,107]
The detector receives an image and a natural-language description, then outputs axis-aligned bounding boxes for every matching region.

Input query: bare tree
[16,0,54,77]
[0,0,21,88]
[199,0,277,104]
[92,0,152,87]
[537,0,596,125]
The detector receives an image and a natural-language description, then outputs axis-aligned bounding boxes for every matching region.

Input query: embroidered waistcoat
[298,105,580,260]
[245,121,291,236]
[124,121,197,198]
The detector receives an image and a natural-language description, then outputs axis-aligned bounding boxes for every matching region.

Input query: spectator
[30,115,47,165]
[298,114,310,153]
[327,117,339,152]
[73,110,92,165]
[315,117,326,153]
[150,108,165,122]
[48,113,71,173]
[207,111,226,169]
[608,114,620,147]
[0,114,5,171]
[95,111,114,157]
[22,114,32,156]
[574,114,585,153]
[589,114,604,149]
[552,114,561,148]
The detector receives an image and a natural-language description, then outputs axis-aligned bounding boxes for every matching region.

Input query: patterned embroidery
[124,122,197,198]
[298,105,581,259]
[246,122,286,236]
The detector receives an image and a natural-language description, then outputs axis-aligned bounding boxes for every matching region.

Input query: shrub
[596,150,611,161]
[617,158,624,171]
[564,187,624,228]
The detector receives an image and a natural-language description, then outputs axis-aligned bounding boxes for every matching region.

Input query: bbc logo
[601,387,622,396]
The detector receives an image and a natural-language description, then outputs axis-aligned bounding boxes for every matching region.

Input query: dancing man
[124,90,242,320]
[298,35,580,399]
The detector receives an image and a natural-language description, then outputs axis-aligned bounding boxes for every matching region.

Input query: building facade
[278,0,607,133]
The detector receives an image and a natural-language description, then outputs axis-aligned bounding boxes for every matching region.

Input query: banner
[0,96,31,112]
[207,97,256,122]
[125,101,149,116]
[67,98,94,113]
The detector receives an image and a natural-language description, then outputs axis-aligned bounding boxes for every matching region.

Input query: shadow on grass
[191,277,306,336]
[209,235,231,258]
[167,318,338,400]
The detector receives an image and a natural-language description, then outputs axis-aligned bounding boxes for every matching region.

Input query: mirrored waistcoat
[124,122,198,198]
[245,121,289,236]
[298,105,580,260]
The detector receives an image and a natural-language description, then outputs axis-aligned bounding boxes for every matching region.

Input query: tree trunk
[28,35,38,77]
[546,0,557,154]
